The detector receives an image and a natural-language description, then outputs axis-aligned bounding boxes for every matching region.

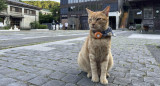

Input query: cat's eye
[89,19,92,21]
[96,18,101,21]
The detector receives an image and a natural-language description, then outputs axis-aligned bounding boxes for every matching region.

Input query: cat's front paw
[91,75,99,82]
[100,77,108,84]
[87,72,92,78]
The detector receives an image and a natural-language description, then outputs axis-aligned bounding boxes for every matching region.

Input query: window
[24,9,30,14]
[144,8,153,19]
[68,0,79,4]
[24,9,36,15]
[60,8,68,14]
[61,0,68,5]
[30,10,36,15]
[10,6,22,13]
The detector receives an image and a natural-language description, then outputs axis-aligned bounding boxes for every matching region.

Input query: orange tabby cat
[77,6,113,84]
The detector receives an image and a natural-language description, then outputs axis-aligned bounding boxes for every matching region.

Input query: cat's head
[86,6,110,32]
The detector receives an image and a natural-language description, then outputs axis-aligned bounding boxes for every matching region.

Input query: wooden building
[60,0,124,30]
[127,0,160,31]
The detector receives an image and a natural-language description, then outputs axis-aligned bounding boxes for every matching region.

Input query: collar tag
[95,32,103,39]
[93,27,114,39]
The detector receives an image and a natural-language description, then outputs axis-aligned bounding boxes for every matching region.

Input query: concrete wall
[2,5,39,29]
[22,10,39,29]
[109,11,121,29]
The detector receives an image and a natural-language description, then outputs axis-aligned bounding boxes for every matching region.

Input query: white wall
[109,11,121,29]
[22,10,39,29]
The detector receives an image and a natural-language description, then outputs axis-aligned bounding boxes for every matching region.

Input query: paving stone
[144,77,160,85]
[130,69,146,77]
[65,83,77,86]
[7,63,23,69]
[28,76,49,85]
[62,74,82,83]
[42,80,65,86]
[110,71,125,78]
[16,73,37,81]
[108,76,115,83]
[36,69,53,77]
[131,80,153,86]
[49,71,66,79]
[16,66,40,73]
[113,77,131,85]
[0,68,17,75]
[65,68,81,75]
[0,74,5,78]
[147,71,160,78]
[114,67,129,72]
[77,77,95,86]
[0,78,17,86]
[0,31,160,86]
[78,71,87,77]
[6,71,26,78]
[7,82,28,86]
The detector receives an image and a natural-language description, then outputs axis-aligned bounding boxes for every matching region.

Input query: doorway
[10,17,21,29]
[109,16,116,30]
[154,6,160,30]
[80,16,89,30]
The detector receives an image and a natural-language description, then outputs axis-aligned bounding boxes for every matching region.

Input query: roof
[41,9,51,12]
[7,0,42,10]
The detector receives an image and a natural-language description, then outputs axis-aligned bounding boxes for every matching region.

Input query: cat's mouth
[91,29,103,33]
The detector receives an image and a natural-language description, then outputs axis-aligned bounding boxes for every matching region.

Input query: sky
[22,0,60,2]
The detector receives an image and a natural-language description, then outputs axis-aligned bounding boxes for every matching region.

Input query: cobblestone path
[0,31,160,86]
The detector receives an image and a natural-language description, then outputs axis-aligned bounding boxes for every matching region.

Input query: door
[109,16,116,30]
[80,17,89,30]
[154,6,160,30]
[11,18,21,29]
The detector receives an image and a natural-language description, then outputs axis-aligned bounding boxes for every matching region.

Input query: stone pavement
[0,30,160,86]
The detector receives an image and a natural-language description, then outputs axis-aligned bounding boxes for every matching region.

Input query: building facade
[40,9,52,15]
[0,0,41,29]
[60,0,124,30]
[127,0,160,31]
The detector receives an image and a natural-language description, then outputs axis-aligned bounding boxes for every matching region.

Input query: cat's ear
[86,8,93,15]
[102,6,110,16]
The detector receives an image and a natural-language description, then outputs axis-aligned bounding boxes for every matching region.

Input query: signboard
[61,15,68,17]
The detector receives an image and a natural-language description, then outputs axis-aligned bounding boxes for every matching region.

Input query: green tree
[50,5,60,23]
[22,1,60,23]
[39,12,53,24]
[22,1,59,10]
[0,0,7,12]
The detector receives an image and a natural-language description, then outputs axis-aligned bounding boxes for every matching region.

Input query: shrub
[39,25,48,29]
[0,18,3,22]
[136,24,141,30]
[30,21,40,29]
[3,25,10,30]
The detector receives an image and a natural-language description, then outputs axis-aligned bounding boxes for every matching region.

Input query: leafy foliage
[22,0,59,10]
[0,0,7,12]
[0,18,2,22]
[39,12,53,24]
[30,21,40,29]
[50,5,60,23]
[39,24,48,29]
[3,25,10,30]
[30,21,48,29]
[22,0,60,23]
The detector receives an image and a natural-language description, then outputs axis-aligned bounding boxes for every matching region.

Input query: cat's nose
[92,24,95,26]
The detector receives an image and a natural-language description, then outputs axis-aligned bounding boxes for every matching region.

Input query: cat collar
[94,27,114,39]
